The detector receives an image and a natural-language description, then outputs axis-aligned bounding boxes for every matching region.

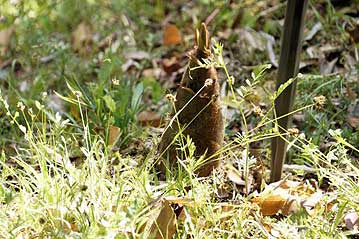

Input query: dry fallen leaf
[71,22,92,54]
[108,125,121,146]
[304,22,322,41]
[0,27,14,56]
[252,179,326,216]
[70,221,79,232]
[261,32,278,68]
[121,59,136,72]
[300,191,324,215]
[251,195,287,216]
[227,167,245,186]
[163,24,182,46]
[162,57,181,75]
[252,194,300,216]
[149,199,176,239]
[176,206,188,222]
[324,199,338,213]
[347,116,359,128]
[63,219,80,233]
[138,110,162,127]
[320,57,338,75]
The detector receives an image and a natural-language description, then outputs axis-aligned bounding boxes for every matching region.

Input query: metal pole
[270,0,308,182]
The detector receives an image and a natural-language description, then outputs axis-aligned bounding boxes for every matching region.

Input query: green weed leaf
[103,95,116,112]
[131,83,143,111]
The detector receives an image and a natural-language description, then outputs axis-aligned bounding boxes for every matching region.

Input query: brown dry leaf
[138,110,162,127]
[347,116,359,128]
[251,195,286,216]
[162,57,181,75]
[108,125,121,146]
[149,200,176,239]
[325,199,338,213]
[263,222,272,234]
[63,220,79,233]
[214,202,234,213]
[253,179,320,216]
[177,206,187,222]
[163,24,182,46]
[111,205,117,213]
[269,178,300,190]
[72,22,92,54]
[0,27,14,56]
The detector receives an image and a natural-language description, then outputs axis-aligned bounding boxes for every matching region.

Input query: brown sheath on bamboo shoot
[158,23,223,177]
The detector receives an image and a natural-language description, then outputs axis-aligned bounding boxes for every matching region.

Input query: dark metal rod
[270,0,308,182]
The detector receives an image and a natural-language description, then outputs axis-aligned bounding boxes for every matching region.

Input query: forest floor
[0,0,358,238]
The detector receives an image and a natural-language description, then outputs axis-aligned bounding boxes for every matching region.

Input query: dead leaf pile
[251,179,326,216]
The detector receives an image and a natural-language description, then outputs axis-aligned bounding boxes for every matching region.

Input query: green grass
[1,86,358,238]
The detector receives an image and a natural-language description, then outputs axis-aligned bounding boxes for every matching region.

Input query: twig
[282,164,316,173]
[205,8,220,26]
